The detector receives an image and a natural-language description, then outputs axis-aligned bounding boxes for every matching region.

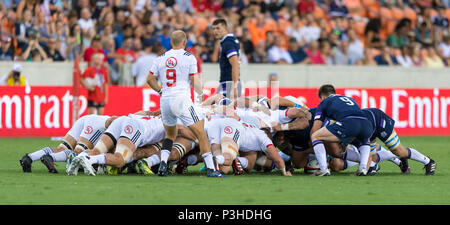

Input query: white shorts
[104,116,129,144]
[67,115,108,145]
[206,118,243,148]
[118,117,146,147]
[160,96,201,127]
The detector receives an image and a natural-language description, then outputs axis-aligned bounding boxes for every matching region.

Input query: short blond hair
[170,30,187,48]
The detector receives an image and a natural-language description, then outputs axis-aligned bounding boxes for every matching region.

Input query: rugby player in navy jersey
[310,84,374,176]
[361,108,436,175]
[212,19,241,99]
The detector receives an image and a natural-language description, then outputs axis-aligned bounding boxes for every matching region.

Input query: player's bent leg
[240,151,257,173]
[134,143,161,161]
[310,127,339,176]
[188,120,223,177]
[158,125,177,177]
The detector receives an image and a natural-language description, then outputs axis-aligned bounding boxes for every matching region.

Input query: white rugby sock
[28,147,53,161]
[358,145,370,171]
[50,150,71,162]
[89,154,106,165]
[160,150,170,164]
[237,157,248,169]
[202,152,215,170]
[146,154,161,167]
[407,148,430,165]
[187,154,198,165]
[312,140,328,172]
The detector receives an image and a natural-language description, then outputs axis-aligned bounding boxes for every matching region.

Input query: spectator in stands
[288,37,310,64]
[132,40,161,86]
[16,0,41,21]
[374,45,398,66]
[78,8,95,34]
[423,46,446,67]
[250,40,268,63]
[387,20,411,48]
[364,18,384,49]
[158,24,172,51]
[297,0,315,16]
[305,40,326,65]
[44,37,65,62]
[66,24,83,60]
[284,15,303,44]
[81,53,109,115]
[115,36,137,64]
[321,40,334,64]
[328,0,350,18]
[16,9,34,50]
[298,13,321,44]
[414,22,433,46]
[248,13,274,46]
[347,29,364,64]
[84,34,106,65]
[332,40,351,65]
[21,39,49,62]
[0,63,29,86]
[411,42,424,66]
[0,36,14,61]
[438,34,450,65]
[357,48,377,66]
[267,34,293,64]
[396,45,414,67]
[432,6,449,30]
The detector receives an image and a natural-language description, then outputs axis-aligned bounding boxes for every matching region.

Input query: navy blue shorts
[285,129,310,152]
[326,117,373,145]
[374,113,395,142]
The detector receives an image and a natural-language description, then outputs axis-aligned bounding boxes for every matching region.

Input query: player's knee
[221,142,238,160]
[169,143,187,161]
[115,143,133,166]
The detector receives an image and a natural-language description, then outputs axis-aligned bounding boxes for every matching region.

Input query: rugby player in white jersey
[19,114,110,173]
[146,30,223,177]
[67,114,166,176]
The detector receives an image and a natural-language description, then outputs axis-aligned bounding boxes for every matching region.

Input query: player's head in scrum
[170,30,187,49]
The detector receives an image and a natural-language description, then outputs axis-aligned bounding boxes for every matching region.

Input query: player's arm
[272,116,309,131]
[189,74,204,101]
[146,72,162,95]
[228,55,240,99]
[265,144,292,176]
[269,96,309,111]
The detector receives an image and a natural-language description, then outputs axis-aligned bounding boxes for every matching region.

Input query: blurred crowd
[1,0,450,84]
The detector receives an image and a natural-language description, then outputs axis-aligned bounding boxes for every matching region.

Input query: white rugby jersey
[149,49,198,98]
[238,126,273,152]
[128,114,165,146]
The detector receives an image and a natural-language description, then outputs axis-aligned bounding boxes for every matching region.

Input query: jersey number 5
[166,69,176,87]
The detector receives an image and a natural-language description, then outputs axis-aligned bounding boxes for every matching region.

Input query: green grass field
[1,137,449,205]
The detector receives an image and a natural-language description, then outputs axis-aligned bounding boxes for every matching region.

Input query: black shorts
[88,101,105,108]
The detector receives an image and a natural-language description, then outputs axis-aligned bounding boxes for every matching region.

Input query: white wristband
[281,123,289,131]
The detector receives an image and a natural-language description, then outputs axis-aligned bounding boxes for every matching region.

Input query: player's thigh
[135,142,161,160]
[324,142,343,158]
[311,126,340,142]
